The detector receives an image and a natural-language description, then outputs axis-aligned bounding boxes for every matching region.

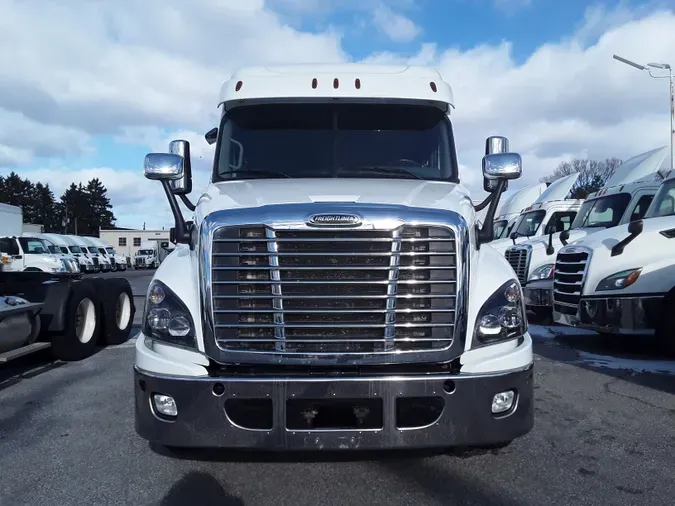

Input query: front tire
[51,281,100,361]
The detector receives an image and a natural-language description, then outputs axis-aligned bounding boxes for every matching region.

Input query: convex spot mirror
[167,140,193,195]
[144,153,184,181]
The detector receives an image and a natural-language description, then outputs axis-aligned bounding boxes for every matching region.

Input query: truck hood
[558,216,675,295]
[490,236,534,254]
[522,228,593,252]
[195,179,474,221]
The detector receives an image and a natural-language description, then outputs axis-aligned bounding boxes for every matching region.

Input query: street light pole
[613,54,675,171]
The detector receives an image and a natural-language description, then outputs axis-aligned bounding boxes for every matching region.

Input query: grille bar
[552,249,590,315]
[211,224,457,355]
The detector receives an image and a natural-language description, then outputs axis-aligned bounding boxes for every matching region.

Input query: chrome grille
[505,247,530,284]
[553,249,589,315]
[210,225,457,355]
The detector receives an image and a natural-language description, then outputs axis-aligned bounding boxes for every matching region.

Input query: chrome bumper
[135,364,534,451]
[553,296,663,335]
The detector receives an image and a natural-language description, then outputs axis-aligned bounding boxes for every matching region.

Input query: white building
[99,228,171,259]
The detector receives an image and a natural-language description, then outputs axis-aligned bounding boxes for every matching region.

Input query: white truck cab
[552,172,675,353]
[91,237,127,271]
[491,173,582,255]
[506,146,671,316]
[40,233,96,273]
[133,63,534,453]
[78,236,112,272]
[134,241,159,269]
[492,182,548,240]
[60,234,98,273]
[27,234,80,274]
[0,235,65,273]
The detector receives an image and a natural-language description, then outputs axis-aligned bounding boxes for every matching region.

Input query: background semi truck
[492,182,548,240]
[133,63,534,453]
[552,171,675,354]
[504,146,670,319]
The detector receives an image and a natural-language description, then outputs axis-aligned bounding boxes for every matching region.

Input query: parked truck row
[488,145,674,353]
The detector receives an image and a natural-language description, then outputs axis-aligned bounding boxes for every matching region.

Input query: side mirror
[509,231,518,245]
[559,229,570,246]
[168,140,193,195]
[483,136,511,192]
[144,153,184,181]
[546,231,554,255]
[205,127,218,146]
[482,152,522,182]
[628,219,643,235]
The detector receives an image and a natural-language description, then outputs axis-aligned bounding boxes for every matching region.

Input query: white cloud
[372,4,421,42]
[2,1,675,227]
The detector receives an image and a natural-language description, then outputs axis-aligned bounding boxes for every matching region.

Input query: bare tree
[540,157,622,199]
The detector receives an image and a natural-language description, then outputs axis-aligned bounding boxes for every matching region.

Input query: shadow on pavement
[159,472,244,506]
[532,324,675,395]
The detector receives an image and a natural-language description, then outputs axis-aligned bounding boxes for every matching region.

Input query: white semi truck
[133,63,534,453]
[77,236,112,273]
[490,173,583,255]
[505,146,670,318]
[492,182,548,240]
[134,241,160,269]
[40,233,97,273]
[552,171,675,354]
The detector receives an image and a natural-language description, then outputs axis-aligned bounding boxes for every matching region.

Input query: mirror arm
[611,221,643,257]
[179,194,196,212]
[161,180,191,245]
[546,231,554,255]
[476,179,506,248]
[473,193,494,212]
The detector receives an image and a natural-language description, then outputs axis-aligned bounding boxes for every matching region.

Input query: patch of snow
[529,324,596,340]
[575,351,675,376]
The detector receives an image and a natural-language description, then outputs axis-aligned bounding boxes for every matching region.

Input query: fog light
[153,394,178,417]
[491,390,515,414]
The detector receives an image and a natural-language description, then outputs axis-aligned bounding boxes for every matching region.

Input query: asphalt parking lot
[1,270,674,505]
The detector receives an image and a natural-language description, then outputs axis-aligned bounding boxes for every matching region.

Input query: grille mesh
[553,250,589,315]
[505,247,530,285]
[211,225,457,354]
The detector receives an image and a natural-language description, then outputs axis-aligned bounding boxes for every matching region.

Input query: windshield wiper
[225,169,292,179]
[337,166,425,180]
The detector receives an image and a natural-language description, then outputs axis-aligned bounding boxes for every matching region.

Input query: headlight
[529,264,555,281]
[142,280,196,348]
[596,268,641,291]
[473,279,527,346]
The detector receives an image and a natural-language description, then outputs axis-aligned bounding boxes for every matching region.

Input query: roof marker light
[430,81,437,92]
[312,78,318,89]
[235,81,243,92]
[355,78,361,89]
[333,78,339,89]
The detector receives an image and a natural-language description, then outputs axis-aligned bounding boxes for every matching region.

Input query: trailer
[0,265,136,363]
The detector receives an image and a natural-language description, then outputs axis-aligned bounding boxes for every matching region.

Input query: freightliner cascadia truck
[134,64,534,453]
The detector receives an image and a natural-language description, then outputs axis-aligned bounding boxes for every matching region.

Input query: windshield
[98,248,107,255]
[106,247,115,254]
[68,246,82,253]
[46,244,60,254]
[645,179,675,218]
[138,249,154,255]
[493,220,509,239]
[213,103,458,182]
[512,210,546,238]
[60,247,69,254]
[19,238,49,254]
[87,247,99,254]
[571,193,631,229]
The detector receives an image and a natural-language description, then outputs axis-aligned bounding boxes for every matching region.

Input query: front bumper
[523,279,553,308]
[553,295,663,335]
[134,363,534,451]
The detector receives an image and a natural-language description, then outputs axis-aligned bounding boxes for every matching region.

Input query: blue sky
[1,0,674,228]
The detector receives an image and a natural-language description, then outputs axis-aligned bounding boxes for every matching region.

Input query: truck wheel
[51,282,100,361]
[91,277,136,345]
